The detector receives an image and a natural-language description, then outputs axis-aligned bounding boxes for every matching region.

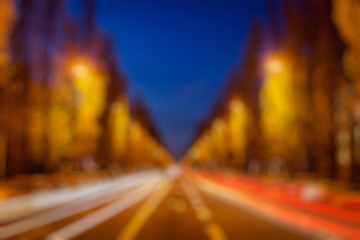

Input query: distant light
[266,59,284,73]
[71,63,89,78]
[229,100,243,113]
[213,119,225,131]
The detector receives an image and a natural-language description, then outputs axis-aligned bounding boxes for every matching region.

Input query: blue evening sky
[82,0,268,158]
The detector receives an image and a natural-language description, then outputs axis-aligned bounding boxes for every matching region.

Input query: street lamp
[70,63,89,78]
[266,58,284,74]
[229,100,243,113]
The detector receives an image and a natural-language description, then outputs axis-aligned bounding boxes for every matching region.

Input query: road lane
[0,171,164,240]
[128,175,310,240]
[0,168,346,240]
[6,187,137,240]
[133,179,209,240]
[0,170,160,224]
[194,175,342,240]
[180,178,227,240]
[45,174,168,240]
[189,177,310,240]
[118,181,174,240]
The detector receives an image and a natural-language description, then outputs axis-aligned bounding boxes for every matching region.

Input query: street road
[0,167,331,240]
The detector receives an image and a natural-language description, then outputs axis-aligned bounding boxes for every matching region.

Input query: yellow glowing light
[213,119,225,131]
[266,59,284,73]
[109,99,130,158]
[229,100,243,113]
[71,63,89,78]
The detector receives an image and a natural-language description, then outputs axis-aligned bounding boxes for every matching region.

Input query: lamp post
[260,56,294,168]
[70,60,107,171]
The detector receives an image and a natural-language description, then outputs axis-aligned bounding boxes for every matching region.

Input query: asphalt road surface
[0,167,315,240]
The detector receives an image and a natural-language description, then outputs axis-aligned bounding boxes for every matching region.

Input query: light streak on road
[194,175,351,240]
[0,170,159,223]
[46,167,177,240]
[0,171,161,239]
[181,178,228,240]
[117,181,174,240]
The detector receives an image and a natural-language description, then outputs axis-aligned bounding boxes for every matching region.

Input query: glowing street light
[71,63,89,78]
[266,58,284,73]
[229,100,243,113]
